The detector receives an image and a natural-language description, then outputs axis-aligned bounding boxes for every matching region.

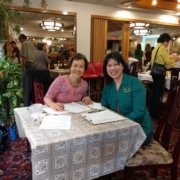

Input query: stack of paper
[64,102,90,113]
[39,115,71,129]
[88,102,104,110]
[42,107,68,115]
[81,109,127,124]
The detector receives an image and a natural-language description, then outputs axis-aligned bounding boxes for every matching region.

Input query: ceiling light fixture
[132,28,152,36]
[152,0,157,6]
[177,3,180,9]
[40,21,64,31]
[130,22,150,28]
[130,22,151,36]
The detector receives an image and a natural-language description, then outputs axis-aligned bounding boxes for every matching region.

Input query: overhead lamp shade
[40,21,64,31]
[132,28,152,36]
[130,22,150,28]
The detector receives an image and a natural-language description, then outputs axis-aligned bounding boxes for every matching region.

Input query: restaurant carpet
[0,120,180,180]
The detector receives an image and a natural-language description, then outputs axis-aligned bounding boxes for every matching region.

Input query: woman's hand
[46,101,64,111]
[82,96,92,105]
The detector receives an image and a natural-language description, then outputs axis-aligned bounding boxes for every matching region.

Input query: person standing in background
[10,41,20,63]
[34,43,50,70]
[149,33,176,118]
[134,43,143,66]
[143,43,152,66]
[18,34,36,70]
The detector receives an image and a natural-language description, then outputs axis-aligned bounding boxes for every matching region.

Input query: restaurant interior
[1,0,180,179]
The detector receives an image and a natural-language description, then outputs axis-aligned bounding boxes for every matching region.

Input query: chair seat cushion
[125,139,173,167]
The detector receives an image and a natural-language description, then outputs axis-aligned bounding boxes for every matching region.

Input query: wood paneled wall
[91,18,107,62]
[121,22,130,61]
[91,18,130,63]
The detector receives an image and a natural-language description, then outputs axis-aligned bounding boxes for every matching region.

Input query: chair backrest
[129,61,142,77]
[154,79,180,149]
[23,70,52,106]
[82,62,98,79]
[170,68,180,81]
[93,62,104,77]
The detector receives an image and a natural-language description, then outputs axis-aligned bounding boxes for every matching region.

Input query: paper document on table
[42,107,68,115]
[39,115,71,129]
[88,102,104,110]
[64,102,90,113]
[81,109,127,124]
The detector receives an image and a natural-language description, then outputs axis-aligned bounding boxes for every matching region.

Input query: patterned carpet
[0,120,180,180]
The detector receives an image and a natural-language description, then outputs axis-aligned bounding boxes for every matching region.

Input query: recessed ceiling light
[152,0,157,6]
[62,11,68,15]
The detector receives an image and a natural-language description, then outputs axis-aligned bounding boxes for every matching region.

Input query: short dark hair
[70,48,75,52]
[18,34,27,40]
[10,40,16,44]
[103,52,129,84]
[37,43,44,50]
[157,33,171,43]
[68,53,88,70]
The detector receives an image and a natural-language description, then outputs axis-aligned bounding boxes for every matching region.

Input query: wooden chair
[170,68,180,81]
[129,61,142,77]
[23,70,52,106]
[124,79,180,180]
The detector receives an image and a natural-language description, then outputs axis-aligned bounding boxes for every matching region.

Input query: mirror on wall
[10,9,76,52]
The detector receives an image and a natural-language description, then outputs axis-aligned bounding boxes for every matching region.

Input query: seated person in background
[69,48,76,57]
[44,53,92,111]
[101,52,153,145]
[35,43,50,70]
[127,50,138,68]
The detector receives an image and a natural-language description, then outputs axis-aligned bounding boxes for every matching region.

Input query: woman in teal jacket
[101,52,153,145]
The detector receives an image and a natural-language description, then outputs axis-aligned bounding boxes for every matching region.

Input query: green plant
[0,0,32,42]
[0,58,23,125]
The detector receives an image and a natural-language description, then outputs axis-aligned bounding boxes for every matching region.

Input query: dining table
[14,106,146,180]
[49,68,70,79]
[138,70,171,90]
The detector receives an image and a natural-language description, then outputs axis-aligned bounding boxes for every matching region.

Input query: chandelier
[130,22,151,36]
[40,21,64,31]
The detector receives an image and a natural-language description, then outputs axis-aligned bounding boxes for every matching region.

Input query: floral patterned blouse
[44,75,88,103]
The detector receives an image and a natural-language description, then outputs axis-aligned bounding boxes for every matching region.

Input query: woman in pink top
[44,53,92,111]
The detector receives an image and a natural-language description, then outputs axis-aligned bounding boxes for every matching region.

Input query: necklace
[68,75,81,88]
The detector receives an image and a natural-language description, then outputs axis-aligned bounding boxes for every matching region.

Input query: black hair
[157,33,171,43]
[68,53,88,70]
[103,52,129,84]
[18,34,27,40]
[37,43,44,50]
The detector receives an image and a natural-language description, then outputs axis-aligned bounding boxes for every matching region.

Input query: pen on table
[88,110,103,113]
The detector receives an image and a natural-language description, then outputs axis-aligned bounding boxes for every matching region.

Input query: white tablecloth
[49,69,70,75]
[138,71,171,90]
[14,107,146,180]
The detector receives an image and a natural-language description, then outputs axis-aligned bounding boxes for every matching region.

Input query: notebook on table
[81,109,127,124]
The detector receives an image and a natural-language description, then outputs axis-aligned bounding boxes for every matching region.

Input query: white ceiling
[15,0,180,45]
[18,11,76,45]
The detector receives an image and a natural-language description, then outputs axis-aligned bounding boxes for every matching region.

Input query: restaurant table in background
[49,68,70,79]
[138,70,171,90]
[14,107,146,180]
